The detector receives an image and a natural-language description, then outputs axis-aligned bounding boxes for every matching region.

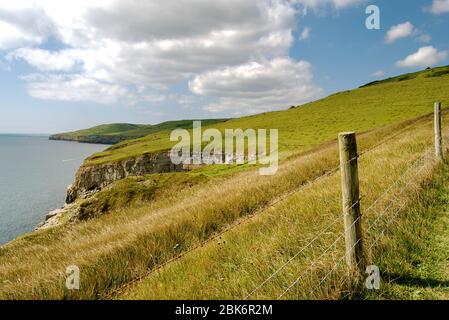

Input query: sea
[0,134,107,245]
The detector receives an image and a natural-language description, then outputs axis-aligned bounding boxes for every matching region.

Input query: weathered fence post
[338,132,364,275]
[434,102,443,160]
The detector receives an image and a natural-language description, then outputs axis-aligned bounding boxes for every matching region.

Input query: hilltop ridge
[49,119,229,144]
[84,65,449,166]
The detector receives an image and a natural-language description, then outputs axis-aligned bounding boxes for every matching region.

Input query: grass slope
[86,65,449,165]
[50,119,229,144]
[365,162,449,300]
[1,67,449,300]
[360,65,449,88]
[116,116,444,300]
[0,112,446,299]
[58,123,146,136]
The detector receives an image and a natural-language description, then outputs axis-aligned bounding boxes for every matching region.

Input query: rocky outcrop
[36,202,80,230]
[36,149,209,230]
[66,151,189,203]
[34,149,206,231]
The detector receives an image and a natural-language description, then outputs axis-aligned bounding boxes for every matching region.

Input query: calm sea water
[0,135,107,245]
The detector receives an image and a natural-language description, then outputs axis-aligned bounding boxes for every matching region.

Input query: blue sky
[0,0,448,134]
[293,0,449,93]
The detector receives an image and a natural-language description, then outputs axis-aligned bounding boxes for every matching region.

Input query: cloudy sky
[0,0,448,133]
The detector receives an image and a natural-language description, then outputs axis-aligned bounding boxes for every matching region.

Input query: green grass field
[116,117,444,300]
[50,119,229,144]
[86,65,449,166]
[365,161,449,300]
[1,66,449,300]
[0,111,447,300]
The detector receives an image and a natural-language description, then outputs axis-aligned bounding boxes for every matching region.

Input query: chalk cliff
[65,151,187,203]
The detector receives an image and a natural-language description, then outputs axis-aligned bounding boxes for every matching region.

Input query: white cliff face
[37,150,205,230]
[37,152,178,230]
[66,151,188,203]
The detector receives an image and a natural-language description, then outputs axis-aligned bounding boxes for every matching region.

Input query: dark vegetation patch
[426,69,449,78]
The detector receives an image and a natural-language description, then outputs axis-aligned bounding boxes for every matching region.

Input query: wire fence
[102,129,398,299]
[246,110,447,300]
[102,106,446,300]
[273,141,444,299]
[308,148,435,299]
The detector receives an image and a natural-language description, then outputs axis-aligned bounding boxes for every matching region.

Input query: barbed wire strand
[308,237,363,298]
[366,162,431,253]
[312,150,437,298]
[358,119,433,159]
[276,214,362,300]
[365,149,434,233]
[103,118,441,299]
[101,162,343,299]
[365,150,431,210]
[275,144,437,300]
[245,197,362,298]
[314,164,432,298]
[246,144,435,298]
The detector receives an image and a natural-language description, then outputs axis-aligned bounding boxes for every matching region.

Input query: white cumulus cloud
[190,58,323,114]
[370,70,385,77]
[299,27,311,40]
[0,2,55,50]
[0,0,359,114]
[8,48,85,71]
[385,22,414,43]
[396,46,448,68]
[1,0,302,108]
[21,74,129,104]
[429,0,449,14]
[294,0,362,9]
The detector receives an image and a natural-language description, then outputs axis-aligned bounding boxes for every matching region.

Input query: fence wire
[272,132,443,300]
[306,150,434,299]
[103,115,443,300]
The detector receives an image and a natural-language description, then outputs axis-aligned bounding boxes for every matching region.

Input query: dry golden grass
[365,161,449,300]
[0,113,444,299]
[116,115,444,299]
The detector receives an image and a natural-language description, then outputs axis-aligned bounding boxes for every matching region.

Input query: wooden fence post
[435,102,443,160]
[338,132,364,275]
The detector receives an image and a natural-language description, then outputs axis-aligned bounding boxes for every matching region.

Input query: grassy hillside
[365,162,449,300]
[50,119,229,144]
[1,66,449,300]
[116,117,444,299]
[86,65,449,165]
[58,123,146,136]
[0,112,447,299]
[360,65,449,88]
[49,123,148,144]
